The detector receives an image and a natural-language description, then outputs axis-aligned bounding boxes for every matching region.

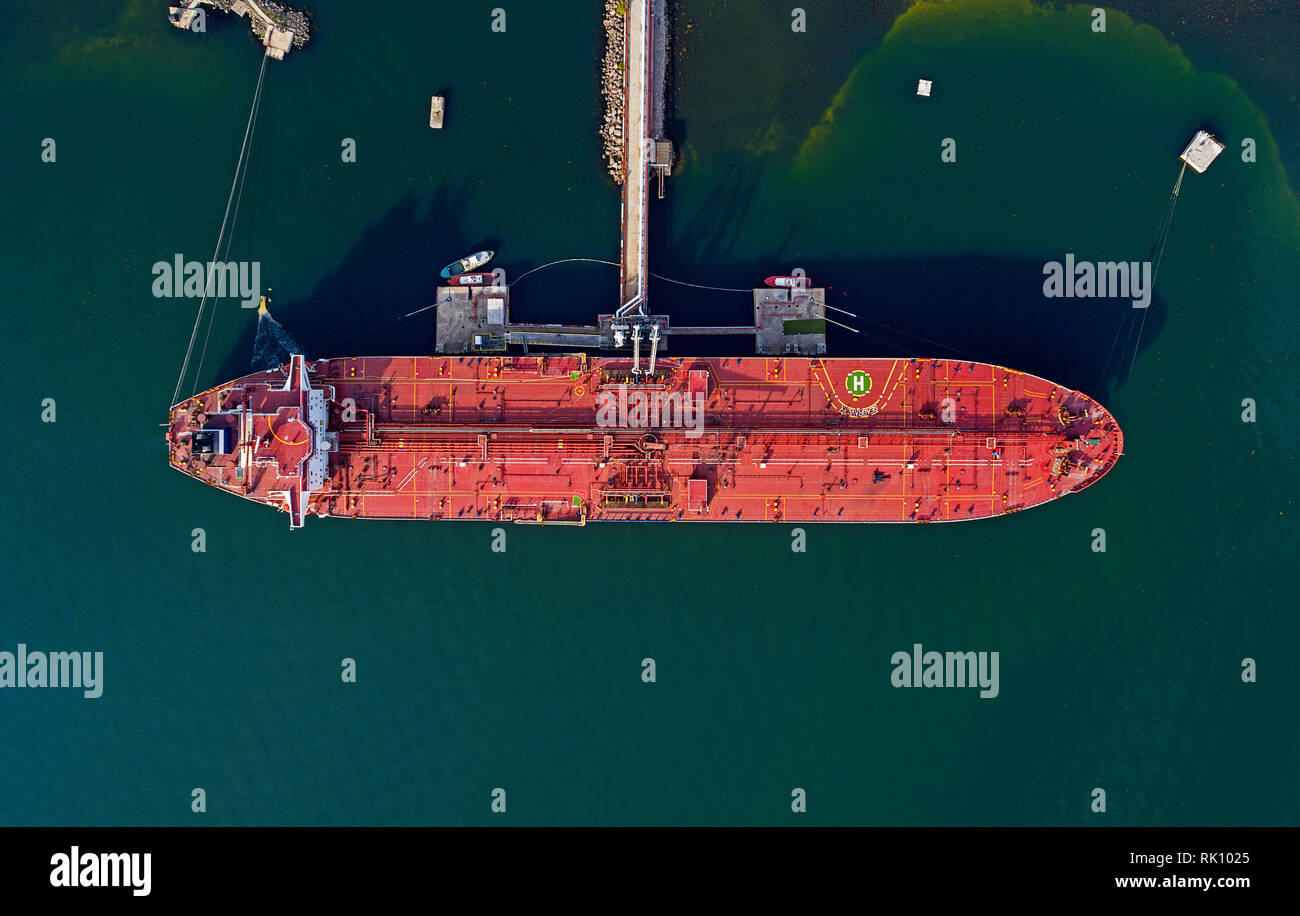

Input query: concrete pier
[619,0,653,313]
[433,3,826,360]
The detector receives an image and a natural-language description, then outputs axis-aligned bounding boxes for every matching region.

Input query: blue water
[0,0,1295,825]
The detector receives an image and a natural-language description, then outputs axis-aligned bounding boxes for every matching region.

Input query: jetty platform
[619,0,653,312]
[435,0,824,362]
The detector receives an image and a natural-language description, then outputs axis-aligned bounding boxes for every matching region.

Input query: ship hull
[167,354,1123,527]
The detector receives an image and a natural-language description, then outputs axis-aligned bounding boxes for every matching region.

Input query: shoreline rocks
[599,0,626,185]
[209,0,313,49]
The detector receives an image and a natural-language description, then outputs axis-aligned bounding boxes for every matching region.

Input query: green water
[1,0,1296,825]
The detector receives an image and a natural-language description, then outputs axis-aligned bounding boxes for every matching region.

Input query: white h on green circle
[846,370,872,397]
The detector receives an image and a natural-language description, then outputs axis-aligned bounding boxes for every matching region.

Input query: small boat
[765,275,810,288]
[429,96,445,129]
[441,250,494,279]
[450,273,491,286]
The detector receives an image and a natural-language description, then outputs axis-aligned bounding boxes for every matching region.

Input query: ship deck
[168,354,1123,526]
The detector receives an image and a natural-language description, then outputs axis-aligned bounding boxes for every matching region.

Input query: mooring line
[329,302,442,346]
[192,59,268,397]
[507,258,620,286]
[647,271,751,293]
[853,314,979,359]
[508,257,752,293]
[170,54,269,407]
[1125,162,1187,380]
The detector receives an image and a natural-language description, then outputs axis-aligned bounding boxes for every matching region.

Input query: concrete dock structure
[434,1,824,361]
[1179,129,1224,173]
[754,287,829,356]
[619,0,653,313]
[435,271,510,354]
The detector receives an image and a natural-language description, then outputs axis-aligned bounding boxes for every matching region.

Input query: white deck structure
[1179,130,1224,173]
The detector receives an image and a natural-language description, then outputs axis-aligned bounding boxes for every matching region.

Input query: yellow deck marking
[268,418,306,446]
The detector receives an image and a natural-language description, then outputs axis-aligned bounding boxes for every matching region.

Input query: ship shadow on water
[806,255,1166,402]
[643,256,1165,403]
[647,167,1165,401]
[210,182,497,384]
[211,183,1165,406]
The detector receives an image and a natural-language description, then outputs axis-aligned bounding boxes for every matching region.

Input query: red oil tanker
[166,353,1122,528]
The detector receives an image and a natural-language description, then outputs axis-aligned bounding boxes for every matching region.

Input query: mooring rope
[853,313,979,359]
[508,257,752,293]
[1128,162,1190,376]
[507,258,620,286]
[325,253,1005,353]
[647,271,751,293]
[329,302,442,346]
[192,60,267,397]
[1095,162,1187,388]
[170,54,269,407]
[1105,162,1187,385]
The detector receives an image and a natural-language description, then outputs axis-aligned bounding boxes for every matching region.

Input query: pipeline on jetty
[168,0,312,59]
[599,1,628,184]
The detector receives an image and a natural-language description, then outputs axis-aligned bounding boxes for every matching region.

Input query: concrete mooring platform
[754,287,828,355]
[434,280,509,353]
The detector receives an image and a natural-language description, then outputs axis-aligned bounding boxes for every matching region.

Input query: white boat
[441,250,494,279]
[430,96,445,129]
